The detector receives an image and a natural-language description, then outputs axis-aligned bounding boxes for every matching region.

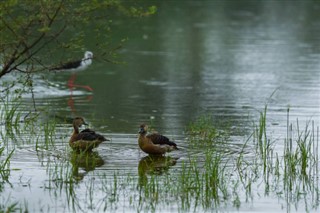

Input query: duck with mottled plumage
[138,124,178,155]
[69,117,109,152]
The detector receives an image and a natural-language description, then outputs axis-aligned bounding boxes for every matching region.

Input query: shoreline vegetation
[0,93,319,212]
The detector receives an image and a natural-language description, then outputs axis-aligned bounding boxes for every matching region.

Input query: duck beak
[138,128,144,134]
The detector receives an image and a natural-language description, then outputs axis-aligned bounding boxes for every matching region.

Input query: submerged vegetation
[0,95,319,212]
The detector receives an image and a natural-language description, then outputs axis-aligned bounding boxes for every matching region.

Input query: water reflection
[67,94,93,115]
[70,151,104,181]
[67,73,93,92]
[138,155,178,186]
[67,73,93,114]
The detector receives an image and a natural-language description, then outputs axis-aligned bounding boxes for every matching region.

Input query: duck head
[73,117,88,128]
[139,124,148,134]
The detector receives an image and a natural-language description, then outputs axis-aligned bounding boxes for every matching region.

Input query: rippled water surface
[1,1,320,212]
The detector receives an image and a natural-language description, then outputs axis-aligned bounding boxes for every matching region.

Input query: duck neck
[139,132,147,139]
[73,123,80,134]
[70,123,80,144]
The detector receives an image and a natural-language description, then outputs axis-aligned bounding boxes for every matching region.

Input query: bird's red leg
[71,84,93,91]
[67,73,93,91]
[67,73,77,90]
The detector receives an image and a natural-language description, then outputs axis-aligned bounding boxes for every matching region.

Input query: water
[1,1,320,212]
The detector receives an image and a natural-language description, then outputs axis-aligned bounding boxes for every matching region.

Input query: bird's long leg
[67,73,77,91]
[67,73,93,91]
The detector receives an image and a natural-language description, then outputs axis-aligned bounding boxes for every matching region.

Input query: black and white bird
[50,51,94,91]
[50,51,93,72]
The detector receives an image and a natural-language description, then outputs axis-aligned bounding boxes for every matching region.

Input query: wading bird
[50,51,94,91]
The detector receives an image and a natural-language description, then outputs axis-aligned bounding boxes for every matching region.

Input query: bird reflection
[138,155,178,186]
[67,73,93,92]
[67,81,93,114]
[70,151,104,181]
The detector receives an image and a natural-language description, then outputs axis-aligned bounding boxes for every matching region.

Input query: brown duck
[69,117,109,152]
[138,124,178,155]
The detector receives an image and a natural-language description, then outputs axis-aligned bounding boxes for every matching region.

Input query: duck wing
[80,128,96,134]
[75,130,107,141]
[147,133,178,148]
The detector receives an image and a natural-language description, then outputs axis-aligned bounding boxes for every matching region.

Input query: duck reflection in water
[138,155,178,186]
[70,151,104,181]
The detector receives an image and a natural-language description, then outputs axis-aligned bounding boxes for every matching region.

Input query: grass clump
[0,147,14,184]
[249,105,320,208]
[0,92,22,129]
[187,115,229,151]
[188,115,218,140]
[36,119,58,151]
[136,150,230,212]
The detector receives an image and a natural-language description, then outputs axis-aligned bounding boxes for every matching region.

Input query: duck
[69,117,109,152]
[138,124,178,155]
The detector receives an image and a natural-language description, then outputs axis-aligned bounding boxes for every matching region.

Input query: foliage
[0,0,156,78]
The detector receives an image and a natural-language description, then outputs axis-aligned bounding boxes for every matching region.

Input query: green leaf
[38,26,51,33]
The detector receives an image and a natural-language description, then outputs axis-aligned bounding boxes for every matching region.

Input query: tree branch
[0,1,64,76]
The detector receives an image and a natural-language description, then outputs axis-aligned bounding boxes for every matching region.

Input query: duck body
[69,117,108,152]
[138,124,178,155]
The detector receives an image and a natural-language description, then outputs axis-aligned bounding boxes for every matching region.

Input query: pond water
[1,1,320,212]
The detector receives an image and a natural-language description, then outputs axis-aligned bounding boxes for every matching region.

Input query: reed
[254,104,275,177]
[0,94,20,127]
[43,120,57,150]
[188,115,218,142]
[0,147,14,183]
[0,147,18,212]
[0,201,19,213]
[35,119,58,151]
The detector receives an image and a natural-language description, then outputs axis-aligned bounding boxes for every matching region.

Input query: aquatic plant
[0,91,22,134]
[0,147,14,183]
[0,201,19,213]
[36,119,57,151]
[188,114,218,140]
[248,106,319,209]
[187,114,230,154]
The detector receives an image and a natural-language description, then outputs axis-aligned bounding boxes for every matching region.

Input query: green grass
[187,114,230,153]
[0,92,22,128]
[0,201,19,213]
[36,119,58,151]
[0,146,17,212]
[0,147,14,183]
